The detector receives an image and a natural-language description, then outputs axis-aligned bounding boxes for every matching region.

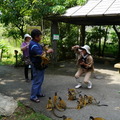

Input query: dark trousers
[24,65,33,79]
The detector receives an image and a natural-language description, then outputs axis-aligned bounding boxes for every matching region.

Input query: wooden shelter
[47,0,120,61]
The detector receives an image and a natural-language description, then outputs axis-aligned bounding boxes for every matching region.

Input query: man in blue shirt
[29,29,53,103]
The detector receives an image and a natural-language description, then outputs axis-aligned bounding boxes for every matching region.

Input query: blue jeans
[30,65,45,99]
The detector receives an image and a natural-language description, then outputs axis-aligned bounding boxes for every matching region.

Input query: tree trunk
[0,49,3,61]
[80,25,85,46]
[77,26,80,45]
[20,28,24,39]
[98,26,102,56]
[102,27,108,56]
[113,25,120,58]
[98,38,101,56]
[41,18,44,35]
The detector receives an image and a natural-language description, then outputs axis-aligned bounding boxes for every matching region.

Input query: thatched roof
[47,0,120,25]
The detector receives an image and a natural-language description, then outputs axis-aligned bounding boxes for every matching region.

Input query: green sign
[53,34,59,40]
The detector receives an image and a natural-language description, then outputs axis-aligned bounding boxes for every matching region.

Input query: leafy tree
[0,0,32,38]
[86,26,107,56]
[0,0,87,39]
[113,25,120,58]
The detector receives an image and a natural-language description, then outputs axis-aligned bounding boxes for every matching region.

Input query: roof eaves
[86,0,102,16]
[103,0,116,15]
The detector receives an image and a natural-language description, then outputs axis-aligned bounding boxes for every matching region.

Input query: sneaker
[75,84,82,89]
[87,81,92,89]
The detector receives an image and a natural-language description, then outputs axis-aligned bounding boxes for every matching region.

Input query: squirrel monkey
[87,95,94,104]
[77,94,84,109]
[41,44,50,67]
[57,97,67,110]
[63,115,73,120]
[47,97,64,118]
[53,92,58,104]
[77,100,83,109]
[46,97,53,111]
[68,88,77,100]
[78,94,84,104]
[83,95,88,106]
[89,116,106,120]
[87,95,99,105]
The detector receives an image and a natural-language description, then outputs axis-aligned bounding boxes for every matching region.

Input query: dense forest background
[0,0,120,65]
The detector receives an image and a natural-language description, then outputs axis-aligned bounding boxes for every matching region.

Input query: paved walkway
[0,61,120,120]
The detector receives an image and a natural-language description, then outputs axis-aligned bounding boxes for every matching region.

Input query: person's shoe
[75,84,82,89]
[30,98,40,103]
[87,81,92,89]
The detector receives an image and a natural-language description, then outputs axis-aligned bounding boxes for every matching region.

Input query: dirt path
[0,62,120,120]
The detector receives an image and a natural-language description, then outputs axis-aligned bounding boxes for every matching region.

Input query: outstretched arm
[72,45,82,54]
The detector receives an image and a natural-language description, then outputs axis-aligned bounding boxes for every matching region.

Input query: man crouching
[72,45,94,89]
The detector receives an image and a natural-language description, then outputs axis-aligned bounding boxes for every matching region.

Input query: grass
[0,102,52,120]
[0,47,23,66]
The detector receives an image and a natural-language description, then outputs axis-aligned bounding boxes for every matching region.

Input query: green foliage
[18,101,25,107]
[86,26,119,57]
[86,26,106,44]
[77,0,88,5]
[0,0,32,38]
[0,0,88,39]
[19,113,52,120]
[109,31,118,43]
[50,5,65,14]
[0,41,9,53]
[64,0,87,8]
[58,23,79,60]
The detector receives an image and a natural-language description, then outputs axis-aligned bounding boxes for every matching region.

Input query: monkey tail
[76,89,82,94]
[97,102,108,107]
[94,99,108,106]
[94,98,100,104]
[54,104,66,112]
[67,106,76,109]
[51,109,64,118]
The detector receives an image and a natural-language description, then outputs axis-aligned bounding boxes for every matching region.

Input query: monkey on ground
[89,116,106,120]
[57,97,67,110]
[68,88,77,100]
[53,92,58,104]
[77,94,84,109]
[62,115,73,120]
[83,95,88,106]
[46,97,54,111]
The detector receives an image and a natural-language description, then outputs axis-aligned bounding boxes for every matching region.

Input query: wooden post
[0,49,3,61]
[80,25,85,46]
[14,50,18,67]
[51,21,59,63]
